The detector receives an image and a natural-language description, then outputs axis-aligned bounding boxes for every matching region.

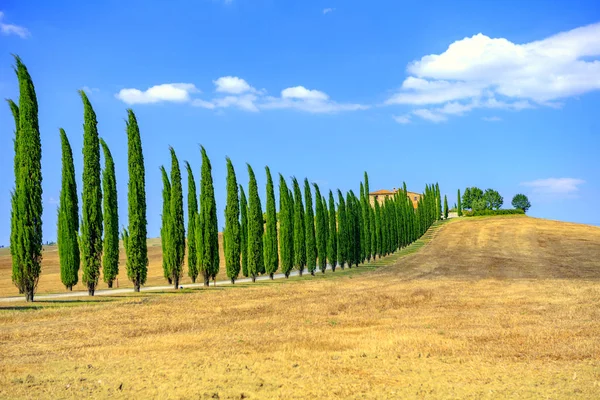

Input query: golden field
[1,216,600,399]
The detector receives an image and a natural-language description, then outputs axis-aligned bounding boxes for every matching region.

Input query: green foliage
[336,190,347,269]
[313,183,327,274]
[198,146,219,285]
[264,166,278,279]
[464,209,525,216]
[160,166,171,283]
[435,183,442,220]
[443,195,449,219]
[292,178,306,275]
[374,200,382,258]
[125,109,148,291]
[246,164,264,281]
[185,161,198,282]
[327,191,337,272]
[58,129,80,290]
[278,175,294,278]
[304,179,317,275]
[362,173,372,262]
[80,90,103,296]
[484,189,503,210]
[457,189,463,216]
[100,138,118,288]
[167,147,185,288]
[511,194,531,213]
[224,158,241,283]
[7,98,23,294]
[462,187,483,210]
[239,185,249,277]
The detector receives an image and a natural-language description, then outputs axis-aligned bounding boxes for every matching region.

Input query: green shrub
[464,209,525,217]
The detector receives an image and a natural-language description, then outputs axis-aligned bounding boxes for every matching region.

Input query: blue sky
[0,0,599,244]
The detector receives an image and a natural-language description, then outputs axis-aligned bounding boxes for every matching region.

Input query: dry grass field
[1,215,600,399]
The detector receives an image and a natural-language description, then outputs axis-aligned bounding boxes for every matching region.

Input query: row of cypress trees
[8,56,150,300]
[160,148,444,286]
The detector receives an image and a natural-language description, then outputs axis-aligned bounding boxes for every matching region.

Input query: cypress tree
[168,147,185,288]
[279,175,294,278]
[457,189,463,216]
[198,146,219,286]
[304,179,317,276]
[125,109,148,292]
[80,90,103,296]
[313,184,327,274]
[363,173,372,262]
[239,185,249,278]
[444,195,449,219]
[264,166,278,279]
[348,192,360,266]
[160,165,172,284]
[292,178,306,275]
[322,195,329,263]
[224,158,241,283]
[374,200,382,258]
[100,138,118,288]
[58,128,80,290]
[185,161,199,282]
[336,190,347,269]
[327,191,337,272]
[370,206,377,259]
[8,99,24,294]
[246,164,263,282]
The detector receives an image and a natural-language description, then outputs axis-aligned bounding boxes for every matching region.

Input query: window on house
[414,196,417,200]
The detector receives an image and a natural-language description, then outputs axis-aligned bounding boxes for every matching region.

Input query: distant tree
[304,178,317,276]
[462,187,472,210]
[224,158,241,283]
[457,189,463,216]
[185,161,198,283]
[292,178,306,275]
[100,138,119,288]
[125,110,148,292]
[484,189,503,210]
[246,164,263,282]
[435,183,442,220]
[80,90,103,296]
[58,128,80,290]
[279,175,294,278]
[337,190,347,269]
[239,185,249,277]
[512,194,531,213]
[327,190,337,272]
[264,166,278,279]
[167,147,185,289]
[160,166,172,284]
[472,198,487,211]
[198,146,219,286]
[314,183,327,274]
[443,195,449,219]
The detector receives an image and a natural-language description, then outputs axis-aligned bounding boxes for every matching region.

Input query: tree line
[456,187,531,215]
[8,56,443,301]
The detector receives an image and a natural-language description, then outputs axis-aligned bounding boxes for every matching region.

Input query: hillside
[1,216,600,398]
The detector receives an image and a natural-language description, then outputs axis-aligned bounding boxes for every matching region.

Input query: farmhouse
[369,188,422,208]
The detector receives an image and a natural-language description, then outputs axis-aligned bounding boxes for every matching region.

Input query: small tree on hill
[512,194,531,213]
[484,189,503,210]
[314,183,327,274]
[160,166,172,284]
[198,146,219,286]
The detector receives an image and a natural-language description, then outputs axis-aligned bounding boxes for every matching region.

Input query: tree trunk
[25,286,34,302]
[168,277,172,285]
[285,272,290,278]
[88,284,95,296]
[270,273,274,280]
[134,282,141,292]
[231,278,235,284]
[107,282,113,289]
[299,269,303,277]
[251,274,256,283]
[203,273,209,287]
[191,277,196,283]
[213,278,216,286]
[311,271,315,276]
[174,276,179,289]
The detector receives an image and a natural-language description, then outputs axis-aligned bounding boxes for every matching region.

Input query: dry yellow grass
[1,216,600,399]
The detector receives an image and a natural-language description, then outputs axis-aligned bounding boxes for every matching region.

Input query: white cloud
[214,76,254,94]
[412,109,447,123]
[0,11,30,38]
[262,86,368,113]
[521,178,585,195]
[482,116,502,122]
[323,8,335,14]
[115,83,199,104]
[393,115,411,124]
[281,86,329,101]
[386,22,600,122]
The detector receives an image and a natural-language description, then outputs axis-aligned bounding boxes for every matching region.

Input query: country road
[0,264,336,303]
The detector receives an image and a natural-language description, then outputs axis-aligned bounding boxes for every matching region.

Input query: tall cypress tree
[168,147,185,288]
[80,90,103,296]
[457,189,463,216]
[363,173,372,262]
[444,195,449,219]
[264,166,279,279]
[292,178,306,276]
[58,128,80,290]
[160,166,172,284]
[322,195,329,263]
[304,179,317,276]
[374,200,382,258]
[224,158,241,283]
[185,161,199,282]
[8,99,23,294]
[246,164,263,282]
[314,184,327,274]
[239,185,249,278]
[279,175,294,278]
[125,109,148,292]
[327,191,337,272]
[198,146,219,286]
[435,183,442,221]
[100,138,118,288]
[337,190,347,269]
